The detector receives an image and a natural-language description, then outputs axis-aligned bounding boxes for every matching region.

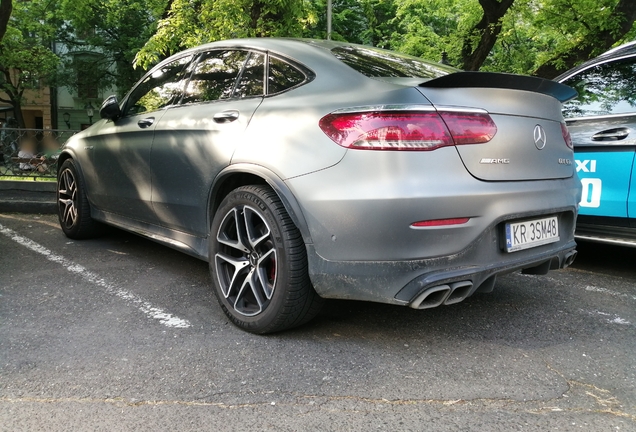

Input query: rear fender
[209,164,312,245]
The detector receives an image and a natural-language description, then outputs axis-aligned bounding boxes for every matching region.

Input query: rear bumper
[286,149,581,306]
[305,216,577,306]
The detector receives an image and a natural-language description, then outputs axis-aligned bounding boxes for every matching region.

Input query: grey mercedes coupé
[57,38,581,333]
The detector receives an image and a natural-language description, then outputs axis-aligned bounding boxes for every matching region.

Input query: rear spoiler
[420,72,577,103]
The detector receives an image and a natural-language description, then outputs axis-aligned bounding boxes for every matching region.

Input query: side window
[182,50,249,104]
[234,52,265,98]
[267,57,306,95]
[124,56,192,116]
[562,58,636,118]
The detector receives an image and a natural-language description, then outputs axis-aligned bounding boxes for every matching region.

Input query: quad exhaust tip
[564,250,577,267]
[409,281,474,310]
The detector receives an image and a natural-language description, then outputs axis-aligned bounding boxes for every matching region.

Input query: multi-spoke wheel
[210,185,323,333]
[57,159,101,239]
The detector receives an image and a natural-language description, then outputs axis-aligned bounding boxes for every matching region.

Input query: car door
[561,57,636,219]
[84,54,193,223]
[150,49,265,236]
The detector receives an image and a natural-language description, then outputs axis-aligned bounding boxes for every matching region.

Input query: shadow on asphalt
[87,225,633,348]
[570,240,636,278]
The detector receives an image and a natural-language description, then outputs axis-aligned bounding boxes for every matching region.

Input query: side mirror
[100,95,121,120]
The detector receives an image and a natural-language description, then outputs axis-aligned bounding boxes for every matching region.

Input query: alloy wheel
[58,167,78,230]
[214,205,277,316]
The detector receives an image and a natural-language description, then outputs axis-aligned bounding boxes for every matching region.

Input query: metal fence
[0,128,79,178]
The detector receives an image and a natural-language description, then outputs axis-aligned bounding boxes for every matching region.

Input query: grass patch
[0,175,56,182]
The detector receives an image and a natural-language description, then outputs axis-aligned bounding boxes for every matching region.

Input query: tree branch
[461,0,515,71]
[534,0,636,78]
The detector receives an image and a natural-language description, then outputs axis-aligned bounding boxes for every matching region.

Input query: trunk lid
[418,72,577,181]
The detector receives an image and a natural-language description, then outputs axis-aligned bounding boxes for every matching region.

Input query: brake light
[439,112,497,145]
[561,122,573,149]
[319,110,496,151]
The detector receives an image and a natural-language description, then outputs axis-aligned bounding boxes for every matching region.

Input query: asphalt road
[1,213,635,431]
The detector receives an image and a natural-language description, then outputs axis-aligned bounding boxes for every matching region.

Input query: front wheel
[57,159,101,239]
[209,185,323,333]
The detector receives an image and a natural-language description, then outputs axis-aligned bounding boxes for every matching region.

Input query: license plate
[505,216,560,252]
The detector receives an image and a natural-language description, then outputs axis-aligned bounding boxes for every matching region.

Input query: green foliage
[0,0,60,126]
[1,0,635,127]
[304,0,367,43]
[390,0,467,63]
[57,0,167,93]
[388,0,636,75]
[134,0,308,69]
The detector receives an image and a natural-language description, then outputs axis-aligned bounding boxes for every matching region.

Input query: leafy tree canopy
[134,0,309,69]
[389,0,636,77]
[0,0,60,127]
[57,0,168,94]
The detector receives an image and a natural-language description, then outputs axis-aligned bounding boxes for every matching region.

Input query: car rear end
[282,42,581,308]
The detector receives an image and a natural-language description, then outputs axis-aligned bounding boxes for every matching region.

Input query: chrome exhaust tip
[409,285,451,309]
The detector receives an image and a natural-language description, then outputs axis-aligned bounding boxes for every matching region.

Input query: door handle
[137,117,155,128]
[213,110,240,124]
[592,127,630,141]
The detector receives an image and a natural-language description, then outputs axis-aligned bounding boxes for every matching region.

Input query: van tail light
[319,109,496,151]
[561,122,573,149]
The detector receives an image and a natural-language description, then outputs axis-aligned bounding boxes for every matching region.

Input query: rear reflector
[319,110,496,151]
[411,218,470,228]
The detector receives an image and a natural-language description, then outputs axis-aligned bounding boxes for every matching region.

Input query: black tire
[209,185,323,334]
[57,159,101,239]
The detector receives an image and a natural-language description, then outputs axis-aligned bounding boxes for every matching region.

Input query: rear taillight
[439,112,497,145]
[319,110,496,151]
[561,122,573,149]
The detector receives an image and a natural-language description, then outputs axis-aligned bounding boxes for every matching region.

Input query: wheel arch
[56,150,74,175]
[208,164,313,245]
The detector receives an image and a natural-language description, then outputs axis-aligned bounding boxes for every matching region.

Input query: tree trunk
[0,67,26,128]
[0,0,12,43]
[12,99,25,128]
[534,0,636,78]
[461,0,515,71]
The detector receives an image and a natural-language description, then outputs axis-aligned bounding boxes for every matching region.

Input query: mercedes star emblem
[533,125,547,150]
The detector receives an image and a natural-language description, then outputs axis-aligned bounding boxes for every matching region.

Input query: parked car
[57,38,580,333]
[556,42,636,247]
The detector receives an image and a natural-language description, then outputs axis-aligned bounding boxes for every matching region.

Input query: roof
[555,40,636,82]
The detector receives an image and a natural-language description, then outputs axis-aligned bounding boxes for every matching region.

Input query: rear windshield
[331,45,456,79]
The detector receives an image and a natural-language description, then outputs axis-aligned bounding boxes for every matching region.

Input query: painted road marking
[0,223,191,329]
[585,285,636,302]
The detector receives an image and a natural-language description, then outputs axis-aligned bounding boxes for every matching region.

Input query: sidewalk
[0,180,56,214]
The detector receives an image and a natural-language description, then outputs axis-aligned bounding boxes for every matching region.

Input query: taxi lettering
[575,159,602,208]
[575,159,597,173]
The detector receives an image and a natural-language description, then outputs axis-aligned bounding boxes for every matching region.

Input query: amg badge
[480,158,510,164]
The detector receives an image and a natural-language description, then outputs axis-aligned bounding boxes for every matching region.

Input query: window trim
[229,51,265,99]
[265,53,315,97]
[121,53,194,118]
[177,49,264,106]
[561,55,636,120]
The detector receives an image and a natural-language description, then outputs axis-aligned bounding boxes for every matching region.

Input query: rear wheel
[57,159,101,239]
[209,185,323,333]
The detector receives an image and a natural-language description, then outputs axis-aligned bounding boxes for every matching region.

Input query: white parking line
[585,285,636,302]
[0,223,191,329]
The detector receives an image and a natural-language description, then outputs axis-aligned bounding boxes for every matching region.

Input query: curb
[0,180,57,214]
[0,180,56,192]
